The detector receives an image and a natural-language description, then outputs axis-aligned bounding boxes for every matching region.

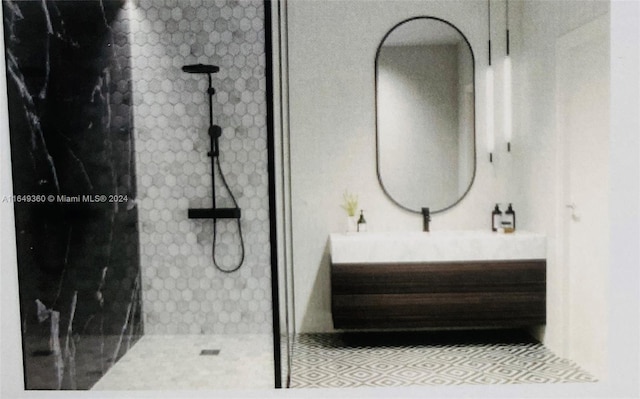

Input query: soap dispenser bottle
[357,210,367,232]
[504,203,516,233]
[492,204,502,232]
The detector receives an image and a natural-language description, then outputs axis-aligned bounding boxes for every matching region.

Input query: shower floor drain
[200,349,221,356]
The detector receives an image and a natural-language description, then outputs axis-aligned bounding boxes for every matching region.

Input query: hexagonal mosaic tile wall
[128,0,271,334]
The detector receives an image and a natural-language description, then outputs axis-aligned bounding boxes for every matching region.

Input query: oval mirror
[375,17,476,214]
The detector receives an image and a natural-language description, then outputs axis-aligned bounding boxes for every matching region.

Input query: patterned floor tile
[290,330,597,388]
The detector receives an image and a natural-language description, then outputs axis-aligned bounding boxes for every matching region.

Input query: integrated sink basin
[329,230,546,264]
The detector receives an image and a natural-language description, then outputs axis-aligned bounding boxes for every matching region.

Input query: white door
[556,16,609,378]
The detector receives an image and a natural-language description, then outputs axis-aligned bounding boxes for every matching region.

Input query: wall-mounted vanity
[329,15,546,331]
[330,231,546,329]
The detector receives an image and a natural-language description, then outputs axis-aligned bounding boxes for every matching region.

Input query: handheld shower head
[182,64,220,74]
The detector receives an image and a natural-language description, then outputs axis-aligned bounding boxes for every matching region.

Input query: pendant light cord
[488,0,492,66]
[506,0,510,56]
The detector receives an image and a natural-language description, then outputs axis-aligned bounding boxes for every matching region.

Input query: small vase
[346,216,357,233]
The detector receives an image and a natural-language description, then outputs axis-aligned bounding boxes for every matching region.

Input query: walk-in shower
[182,63,245,273]
[2,0,277,391]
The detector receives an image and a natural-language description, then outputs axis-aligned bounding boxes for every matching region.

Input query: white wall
[285,0,507,333]
[608,1,640,394]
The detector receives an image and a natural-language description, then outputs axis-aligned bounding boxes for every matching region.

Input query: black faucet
[422,207,430,232]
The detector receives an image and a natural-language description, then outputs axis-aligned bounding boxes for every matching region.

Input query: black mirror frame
[374,16,477,214]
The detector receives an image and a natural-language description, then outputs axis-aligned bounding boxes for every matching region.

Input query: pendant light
[486,0,494,163]
[503,0,512,152]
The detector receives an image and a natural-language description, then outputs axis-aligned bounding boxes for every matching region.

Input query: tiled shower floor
[289,330,597,388]
[92,334,274,390]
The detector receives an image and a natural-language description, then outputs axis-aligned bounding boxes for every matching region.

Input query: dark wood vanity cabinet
[331,260,546,329]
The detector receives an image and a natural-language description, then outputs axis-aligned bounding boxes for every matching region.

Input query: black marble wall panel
[2,0,142,389]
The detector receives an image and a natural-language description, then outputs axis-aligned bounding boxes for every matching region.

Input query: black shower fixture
[181,63,220,74]
[183,63,244,272]
[183,63,240,221]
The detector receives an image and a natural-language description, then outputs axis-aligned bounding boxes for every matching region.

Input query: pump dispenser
[492,204,502,232]
[504,203,516,232]
[357,210,367,232]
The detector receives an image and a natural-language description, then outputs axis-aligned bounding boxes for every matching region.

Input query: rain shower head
[182,63,220,74]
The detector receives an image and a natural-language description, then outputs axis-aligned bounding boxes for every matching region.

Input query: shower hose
[212,154,245,273]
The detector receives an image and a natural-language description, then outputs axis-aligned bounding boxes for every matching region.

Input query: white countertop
[329,230,546,264]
